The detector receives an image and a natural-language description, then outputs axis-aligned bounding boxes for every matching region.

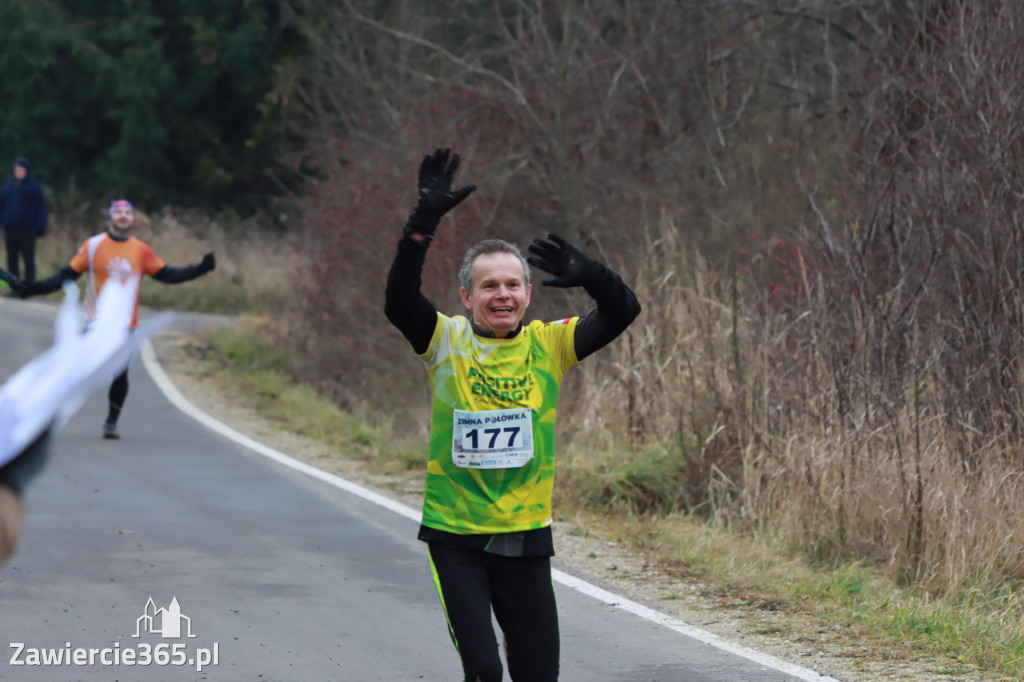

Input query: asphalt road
[0,297,836,682]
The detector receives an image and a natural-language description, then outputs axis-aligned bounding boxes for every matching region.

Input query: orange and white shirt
[68,233,165,328]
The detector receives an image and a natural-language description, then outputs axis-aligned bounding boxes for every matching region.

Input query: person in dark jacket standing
[0,157,48,284]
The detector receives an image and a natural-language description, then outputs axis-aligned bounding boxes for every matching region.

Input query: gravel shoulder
[151,324,989,682]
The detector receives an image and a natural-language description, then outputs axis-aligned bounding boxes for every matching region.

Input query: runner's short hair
[459,239,531,292]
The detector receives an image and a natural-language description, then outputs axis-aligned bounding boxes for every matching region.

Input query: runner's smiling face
[109,205,135,237]
[461,252,532,338]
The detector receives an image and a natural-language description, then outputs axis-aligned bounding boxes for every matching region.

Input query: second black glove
[198,253,216,274]
[527,234,599,288]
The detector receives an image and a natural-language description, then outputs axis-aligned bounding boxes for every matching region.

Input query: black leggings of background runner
[107,368,128,425]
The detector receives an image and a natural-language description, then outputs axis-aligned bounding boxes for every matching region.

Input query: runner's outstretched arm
[150,253,216,284]
[528,234,641,360]
[24,266,82,296]
[385,149,476,354]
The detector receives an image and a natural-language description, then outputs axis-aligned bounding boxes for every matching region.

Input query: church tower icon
[134,597,196,638]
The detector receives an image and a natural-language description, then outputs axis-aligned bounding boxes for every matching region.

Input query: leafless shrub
[738,0,1024,589]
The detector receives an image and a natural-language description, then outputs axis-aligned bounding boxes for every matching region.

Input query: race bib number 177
[452,408,534,469]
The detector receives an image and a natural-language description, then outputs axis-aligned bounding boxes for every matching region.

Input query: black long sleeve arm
[572,262,642,361]
[151,263,204,284]
[153,252,214,283]
[384,235,439,355]
[32,266,82,294]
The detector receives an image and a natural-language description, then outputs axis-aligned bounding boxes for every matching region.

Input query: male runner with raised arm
[385,149,641,682]
[19,199,215,438]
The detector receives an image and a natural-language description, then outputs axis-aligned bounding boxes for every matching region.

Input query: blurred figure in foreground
[0,278,172,565]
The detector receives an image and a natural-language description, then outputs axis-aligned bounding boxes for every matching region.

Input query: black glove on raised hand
[404,148,476,242]
[527,233,600,288]
[198,252,216,275]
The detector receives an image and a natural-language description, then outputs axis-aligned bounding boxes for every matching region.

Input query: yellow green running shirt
[418,312,580,535]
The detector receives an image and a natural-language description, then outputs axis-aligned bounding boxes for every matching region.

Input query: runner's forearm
[574,262,641,360]
[32,266,81,294]
[151,263,202,284]
[384,234,438,354]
